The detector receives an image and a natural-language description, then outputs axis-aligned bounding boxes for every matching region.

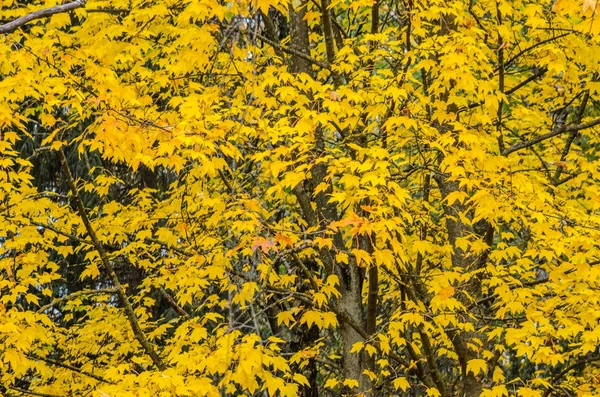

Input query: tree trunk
[287,3,372,393]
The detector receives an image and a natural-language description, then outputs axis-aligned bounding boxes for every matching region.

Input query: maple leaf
[393,377,410,392]
[3,0,600,396]
[466,359,487,376]
[251,237,276,253]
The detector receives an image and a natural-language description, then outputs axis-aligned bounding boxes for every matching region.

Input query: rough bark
[287,2,313,76]
[336,256,367,390]
[286,2,371,393]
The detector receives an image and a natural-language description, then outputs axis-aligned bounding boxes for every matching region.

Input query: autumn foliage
[2,0,600,396]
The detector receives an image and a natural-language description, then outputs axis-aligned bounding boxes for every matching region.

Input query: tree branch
[0,0,86,34]
[8,387,62,397]
[33,218,195,260]
[542,356,600,397]
[552,91,589,184]
[137,234,193,257]
[257,33,331,71]
[500,32,572,73]
[463,67,547,112]
[419,328,450,397]
[503,116,600,156]
[27,353,111,384]
[58,150,166,371]
[496,3,505,153]
[86,8,131,15]
[258,10,284,59]
[504,67,548,97]
[30,220,93,246]
[319,0,341,86]
[291,252,320,292]
[159,287,190,318]
[36,288,118,314]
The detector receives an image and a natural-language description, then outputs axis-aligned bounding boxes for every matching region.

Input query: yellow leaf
[276,311,295,326]
[293,373,310,387]
[427,388,442,397]
[328,90,341,101]
[466,359,487,376]
[393,377,410,392]
[299,310,323,328]
[481,385,509,397]
[517,387,542,397]
[50,140,65,151]
[264,376,285,396]
[493,366,505,383]
[351,248,372,266]
[321,311,338,328]
[436,286,455,301]
[350,342,364,353]
[232,282,258,307]
[342,379,359,389]
[336,252,349,264]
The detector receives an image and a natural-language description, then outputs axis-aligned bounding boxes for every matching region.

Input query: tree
[2,0,600,396]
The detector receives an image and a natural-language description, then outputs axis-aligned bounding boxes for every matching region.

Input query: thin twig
[27,353,111,384]
[8,387,62,397]
[36,288,118,314]
[87,8,131,15]
[31,220,94,246]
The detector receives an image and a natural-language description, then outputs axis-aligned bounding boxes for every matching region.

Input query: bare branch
[0,0,86,34]
[87,8,131,15]
[291,253,320,291]
[552,91,589,183]
[504,66,548,96]
[462,67,547,112]
[33,218,195,260]
[159,287,190,319]
[503,116,600,156]
[138,235,193,257]
[500,32,572,72]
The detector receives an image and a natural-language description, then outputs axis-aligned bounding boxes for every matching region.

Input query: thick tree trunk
[338,258,369,391]
[287,3,371,393]
[287,2,312,75]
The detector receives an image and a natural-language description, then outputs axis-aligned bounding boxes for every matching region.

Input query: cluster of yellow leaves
[1,0,600,396]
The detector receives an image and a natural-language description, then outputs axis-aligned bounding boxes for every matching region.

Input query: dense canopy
[2,0,600,396]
